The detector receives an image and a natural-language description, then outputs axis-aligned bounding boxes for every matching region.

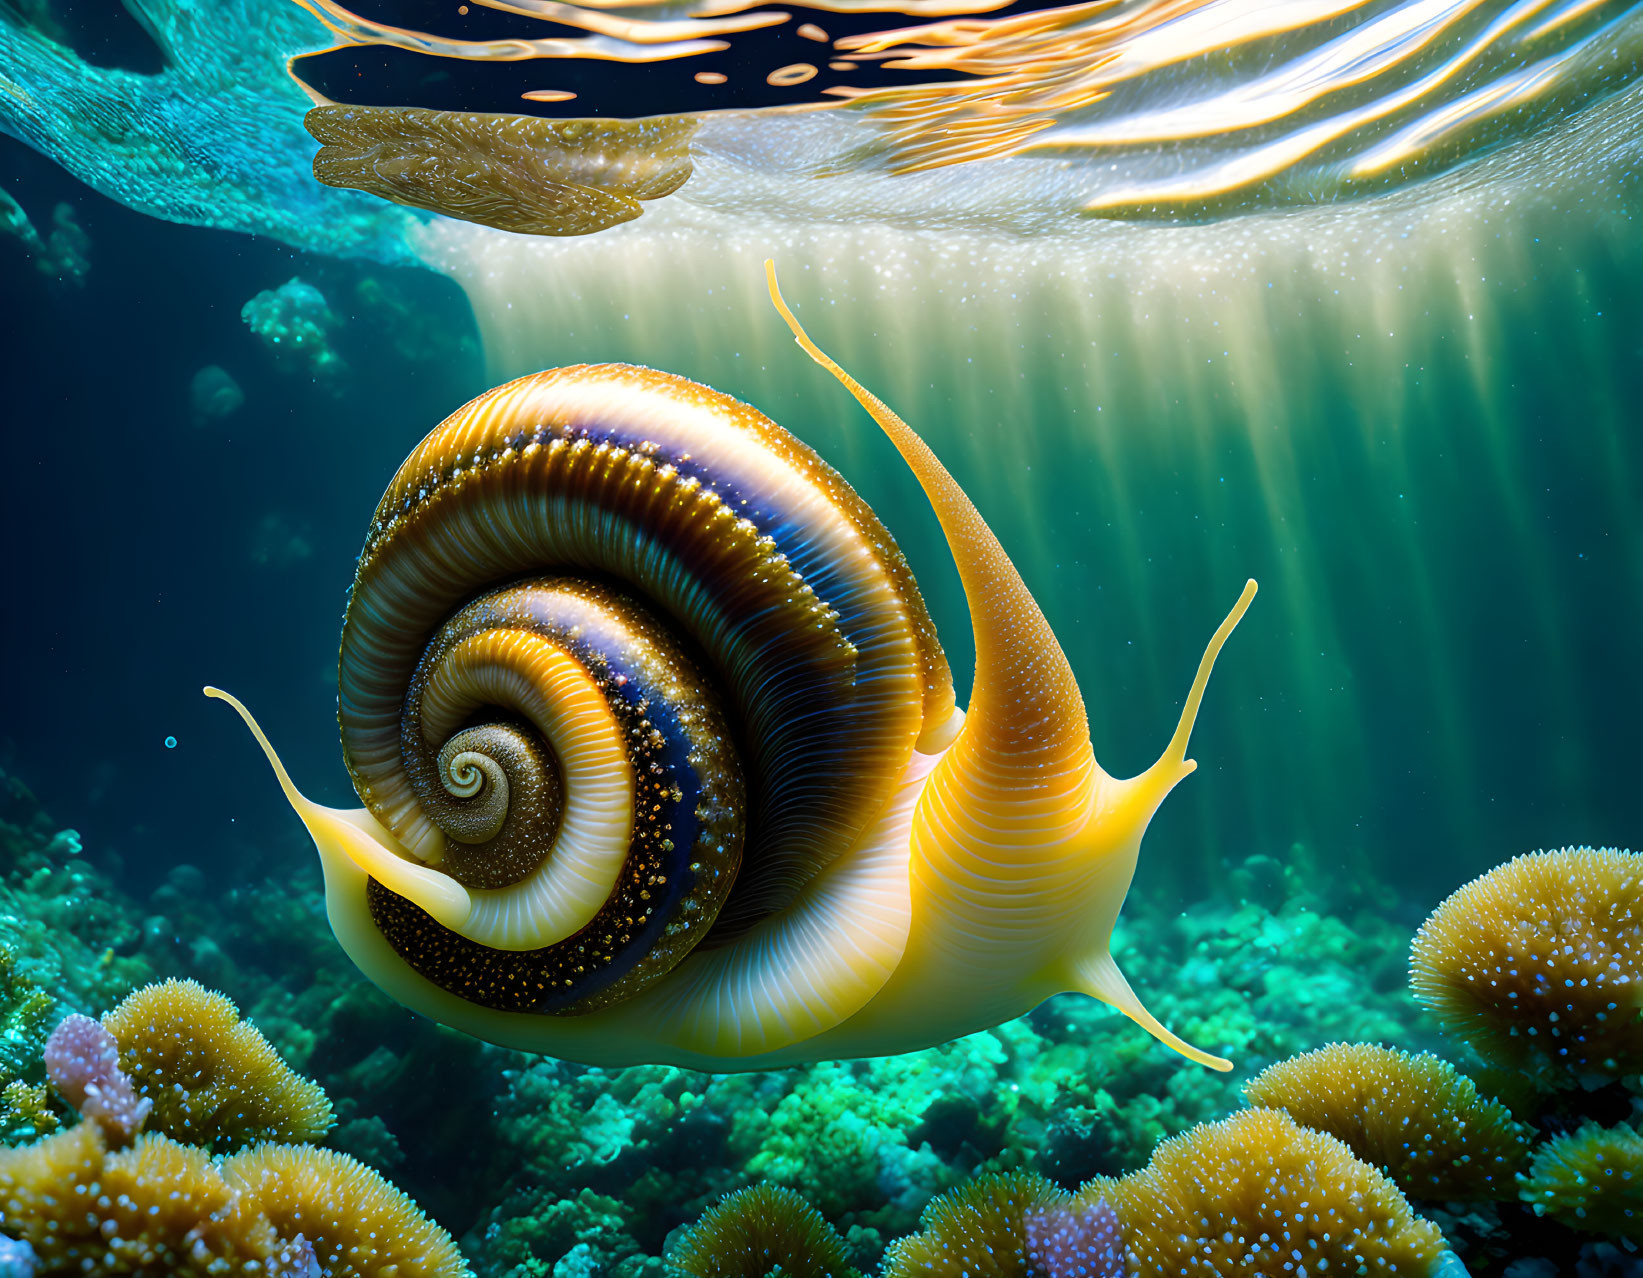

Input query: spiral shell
[336,364,955,1013]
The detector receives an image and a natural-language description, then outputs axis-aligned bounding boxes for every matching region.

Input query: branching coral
[1245,1042,1531,1201]
[669,1184,858,1278]
[0,774,149,1019]
[1411,847,1643,1082]
[102,978,333,1150]
[223,1143,471,1278]
[1086,1108,1448,1275]
[1520,1123,1643,1241]
[881,1171,1069,1278]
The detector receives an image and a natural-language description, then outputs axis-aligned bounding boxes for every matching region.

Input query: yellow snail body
[210,264,1257,1073]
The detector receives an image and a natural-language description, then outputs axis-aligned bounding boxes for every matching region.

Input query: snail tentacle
[203,687,474,931]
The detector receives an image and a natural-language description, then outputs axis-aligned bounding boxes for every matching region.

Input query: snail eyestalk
[203,687,474,932]
[1159,578,1259,773]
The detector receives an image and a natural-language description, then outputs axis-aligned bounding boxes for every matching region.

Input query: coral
[739,1057,964,1219]
[669,1184,858,1278]
[241,278,346,381]
[224,1142,471,1278]
[102,978,333,1150]
[881,1172,1068,1278]
[1520,1123,1643,1241]
[1245,1042,1532,1200]
[480,1184,658,1277]
[42,1013,150,1144]
[0,1081,54,1141]
[1087,1108,1448,1275]
[0,1123,465,1278]
[329,1112,405,1171]
[1412,847,1643,1082]
[190,365,244,425]
[1023,1197,1123,1278]
[0,1122,302,1274]
[0,948,52,1089]
[0,772,151,1018]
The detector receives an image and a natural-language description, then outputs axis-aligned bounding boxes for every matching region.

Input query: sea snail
[210,263,1257,1073]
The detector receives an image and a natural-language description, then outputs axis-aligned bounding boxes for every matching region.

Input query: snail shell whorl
[337,365,954,1013]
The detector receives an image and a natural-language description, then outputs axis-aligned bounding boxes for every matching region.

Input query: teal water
[0,0,1641,1274]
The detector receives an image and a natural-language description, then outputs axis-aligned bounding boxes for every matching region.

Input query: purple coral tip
[1025,1197,1125,1278]
[43,1013,151,1143]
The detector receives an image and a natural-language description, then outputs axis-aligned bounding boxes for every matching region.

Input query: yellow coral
[1086,1108,1448,1275]
[1520,1122,1643,1240]
[102,978,333,1149]
[671,1184,858,1278]
[0,1122,298,1274]
[224,1142,470,1278]
[881,1171,1069,1278]
[1245,1042,1531,1200]
[0,1124,467,1278]
[1411,846,1643,1081]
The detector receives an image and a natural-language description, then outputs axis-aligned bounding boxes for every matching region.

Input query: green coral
[1520,1123,1643,1239]
[0,1079,55,1142]
[242,277,346,381]
[0,944,53,1085]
